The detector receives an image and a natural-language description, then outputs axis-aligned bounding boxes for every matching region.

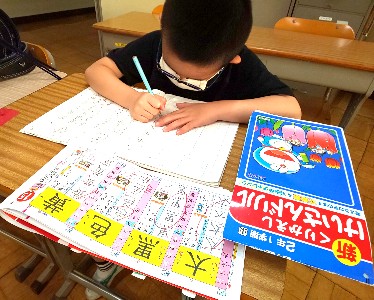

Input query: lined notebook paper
[20,88,238,186]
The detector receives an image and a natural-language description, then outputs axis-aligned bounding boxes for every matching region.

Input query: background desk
[0,73,286,299]
[93,11,374,129]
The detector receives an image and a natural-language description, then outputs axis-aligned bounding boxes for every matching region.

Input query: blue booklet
[223,111,374,285]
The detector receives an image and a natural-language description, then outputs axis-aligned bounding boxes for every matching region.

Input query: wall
[99,0,162,20]
[2,0,94,18]
[252,0,293,27]
[98,0,293,24]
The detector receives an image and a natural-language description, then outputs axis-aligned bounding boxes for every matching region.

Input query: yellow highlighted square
[30,187,80,222]
[122,230,169,266]
[75,210,123,247]
[172,246,220,285]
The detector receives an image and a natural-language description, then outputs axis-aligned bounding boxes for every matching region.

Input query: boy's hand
[155,102,219,135]
[129,93,166,122]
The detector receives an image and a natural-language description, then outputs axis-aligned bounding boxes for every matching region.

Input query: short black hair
[161,0,252,66]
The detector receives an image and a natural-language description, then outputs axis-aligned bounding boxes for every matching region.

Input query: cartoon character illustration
[253,135,314,174]
[307,130,338,155]
[113,175,130,190]
[282,124,307,146]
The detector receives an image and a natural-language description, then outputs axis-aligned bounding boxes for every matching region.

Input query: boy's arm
[156,94,301,135]
[85,57,166,122]
[85,57,139,108]
[216,94,301,122]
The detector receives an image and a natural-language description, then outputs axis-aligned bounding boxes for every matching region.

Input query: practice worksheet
[20,88,238,186]
[0,146,245,299]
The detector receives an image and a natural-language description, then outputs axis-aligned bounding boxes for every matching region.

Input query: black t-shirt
[107,30,293,101]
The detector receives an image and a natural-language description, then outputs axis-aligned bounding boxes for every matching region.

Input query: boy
[84,0,301,298]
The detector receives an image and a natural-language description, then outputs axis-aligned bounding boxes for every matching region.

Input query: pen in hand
[132,56,165,111]
[132,56,154,95]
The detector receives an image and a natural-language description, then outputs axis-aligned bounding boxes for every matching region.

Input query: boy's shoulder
[139,30,161,43]
[240,46,261,62]
[235,46,266,72]
[112,30,161,57]
[122,30,161,54]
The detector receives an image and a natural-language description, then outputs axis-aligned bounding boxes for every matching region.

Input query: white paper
[20,88,238,186]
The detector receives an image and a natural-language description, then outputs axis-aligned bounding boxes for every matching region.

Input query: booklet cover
[223,111,374,285]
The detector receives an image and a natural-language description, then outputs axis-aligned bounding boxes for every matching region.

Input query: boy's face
[158,39,241,91]
[162,43,224,81]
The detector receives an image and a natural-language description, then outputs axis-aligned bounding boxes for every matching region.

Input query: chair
[274,17,355,119]
[25,42,62,81]
[152,4,164,18]
[274,17,355,39]
[152,4,164,21]
[25,42,56,69]
[0,42,60,294]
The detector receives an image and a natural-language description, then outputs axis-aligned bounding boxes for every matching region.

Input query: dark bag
[0,9,61,81]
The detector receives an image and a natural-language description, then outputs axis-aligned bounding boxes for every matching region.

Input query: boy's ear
[229,55,241,64]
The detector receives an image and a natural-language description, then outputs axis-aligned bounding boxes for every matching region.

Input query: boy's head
[161,0,253,67]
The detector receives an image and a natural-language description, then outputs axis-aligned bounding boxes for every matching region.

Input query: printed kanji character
[91,215,112,239]
[276,238,286,247]
[250,230,259,239]
[336,240,358,263]
[133,235,159,259]
[258,233,267,242]
[185,251,211,276]
[43,192,70,214]
[238,227,248,236]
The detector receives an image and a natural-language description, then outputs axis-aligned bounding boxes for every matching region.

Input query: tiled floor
[0,9,373,300]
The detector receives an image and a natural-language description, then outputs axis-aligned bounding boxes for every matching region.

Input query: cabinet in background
[251,0,293,28]
[290,0,374,39]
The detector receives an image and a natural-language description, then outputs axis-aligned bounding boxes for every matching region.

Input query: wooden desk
[93,11,374,129]
[0,73,286,299]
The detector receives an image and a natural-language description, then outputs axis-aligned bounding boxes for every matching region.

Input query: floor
[0,9,374,300]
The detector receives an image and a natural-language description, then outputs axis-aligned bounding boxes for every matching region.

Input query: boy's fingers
[159,97,167,110]
[133,114,149,123]
[147,96,161,109]
[176,102,192,109]
[144,104,161,116]
[149,95,166,110]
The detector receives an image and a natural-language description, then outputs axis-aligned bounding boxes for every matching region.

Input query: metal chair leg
[30,261,59,294]
[339,93,366,128]
[14,253,43,282]
[45,239,128,300]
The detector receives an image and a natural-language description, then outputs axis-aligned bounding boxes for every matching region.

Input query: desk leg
[30,235,59,294]
[0,226,60,293]
[0,222,52,284]
[339,93,366,129]
[44,239,128,300]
